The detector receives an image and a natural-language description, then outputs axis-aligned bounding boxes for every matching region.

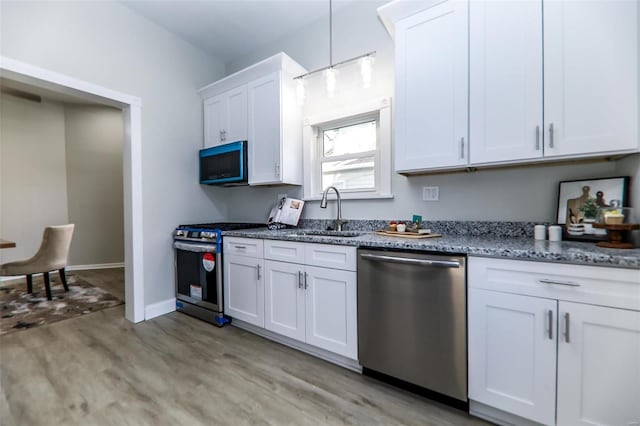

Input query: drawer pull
[234,245,247,249]
[547,310,553,340]
[564,312,570,343]
[539,279,580,287]
[298,271,303,289]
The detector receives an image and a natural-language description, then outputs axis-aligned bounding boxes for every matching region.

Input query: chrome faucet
[320,186,348,231]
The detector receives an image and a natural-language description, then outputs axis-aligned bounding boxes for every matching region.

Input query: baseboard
[67,262,124,271]
[0,262,125,282]
[231,319,362,373]
[145,298,176,320]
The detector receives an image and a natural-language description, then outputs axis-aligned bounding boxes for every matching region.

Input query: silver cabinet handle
[460,137,465,159]
[360,253,460,268]
[547,310,553,340]
[298,271,303,289]
[564,312,570,343]
[549,123,554,148]
[234,245,246,249]
[539,279,580,287]
[257,264,261,280]
[536,125,540,150]
[304,272,308,289]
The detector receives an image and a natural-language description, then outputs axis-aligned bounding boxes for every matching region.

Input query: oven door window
[176,249,218,306]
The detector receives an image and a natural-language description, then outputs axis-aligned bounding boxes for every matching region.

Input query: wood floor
[71,267,125,301]
[1,269,488,426]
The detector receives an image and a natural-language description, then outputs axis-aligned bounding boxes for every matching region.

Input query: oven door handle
[173,241,217,253]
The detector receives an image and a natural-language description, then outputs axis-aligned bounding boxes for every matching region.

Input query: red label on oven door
[202,253,215,272]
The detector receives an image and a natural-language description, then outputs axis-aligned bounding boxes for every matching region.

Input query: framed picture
[556,176,629,242]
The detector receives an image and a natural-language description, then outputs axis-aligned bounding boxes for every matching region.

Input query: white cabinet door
[469,0,543,164]
[557,302,640,426]
[544,0,638,157]
[203,86,247,148]
[264,260,305,342]
[223,254,264,327]
[394,0,468,172]
[248,71,282,185]
[204,94,226,148]
[304,266,357,360]
[469,289,557,426]
[225,85,248,144]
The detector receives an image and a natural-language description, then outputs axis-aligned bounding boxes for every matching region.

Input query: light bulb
[324,67,337,97]
[360,55,373,89]
[295,78,305,105]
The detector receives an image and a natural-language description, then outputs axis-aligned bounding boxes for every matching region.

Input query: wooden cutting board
[375,230,442,239]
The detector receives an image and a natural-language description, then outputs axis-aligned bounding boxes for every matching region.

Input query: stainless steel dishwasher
[358,248,467,405]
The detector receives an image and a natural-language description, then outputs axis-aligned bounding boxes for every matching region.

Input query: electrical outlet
[277,193,287,201]
[422,186,439,201]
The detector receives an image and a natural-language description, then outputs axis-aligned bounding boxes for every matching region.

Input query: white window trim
[303,98,392,201]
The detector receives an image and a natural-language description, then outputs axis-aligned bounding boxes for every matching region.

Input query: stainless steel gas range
[173,222,264,326]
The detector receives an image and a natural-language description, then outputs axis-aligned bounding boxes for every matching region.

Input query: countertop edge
[221,229,640,270]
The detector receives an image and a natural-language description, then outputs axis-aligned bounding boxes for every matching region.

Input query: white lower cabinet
[304,265,357,359]
[469,289,557,426]
[223,254,264,327]
[469,257,640,426]
[264,260,305,341]
[557,302,640,426]
[226,238,358,361]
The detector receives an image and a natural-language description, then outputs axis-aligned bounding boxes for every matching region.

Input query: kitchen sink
[287,230,364,238]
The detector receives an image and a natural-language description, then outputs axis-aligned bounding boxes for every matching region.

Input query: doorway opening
[0,57,144,322]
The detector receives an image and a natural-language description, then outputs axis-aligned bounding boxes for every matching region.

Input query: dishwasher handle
[360,253,461,268]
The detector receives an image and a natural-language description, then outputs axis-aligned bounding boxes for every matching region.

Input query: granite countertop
[223,227,640,270]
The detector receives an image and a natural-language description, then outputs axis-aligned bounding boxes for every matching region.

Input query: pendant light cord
[329,0,333,67]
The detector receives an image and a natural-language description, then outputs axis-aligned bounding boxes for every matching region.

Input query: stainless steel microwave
[199,141,248,186]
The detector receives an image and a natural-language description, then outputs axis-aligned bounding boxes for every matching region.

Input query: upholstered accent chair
[0,224,75,300]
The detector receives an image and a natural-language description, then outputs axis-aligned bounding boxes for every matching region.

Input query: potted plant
[581,197,599,233]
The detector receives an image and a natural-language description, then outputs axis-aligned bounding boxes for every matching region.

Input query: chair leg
[59,268,69,292]
[43,272,52,300]
[26,274,33,294]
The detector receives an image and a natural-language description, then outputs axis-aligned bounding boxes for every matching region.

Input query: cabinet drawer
[305,244,356,271]
[264,240,305,264]
[469,257,640,311]
[224,237,263,258]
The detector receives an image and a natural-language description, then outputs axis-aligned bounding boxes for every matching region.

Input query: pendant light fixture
[294,0,376,103]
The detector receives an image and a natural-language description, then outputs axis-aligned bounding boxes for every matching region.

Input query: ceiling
[120,0,355,64]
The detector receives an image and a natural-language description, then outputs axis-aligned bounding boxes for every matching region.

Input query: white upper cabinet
[248,72,283,185]
[203,85,247,148]
[469,0,544,164]
[379,0,639,172]
[393,0,469,172]
[544,0,639,158]
[199,53,306,185]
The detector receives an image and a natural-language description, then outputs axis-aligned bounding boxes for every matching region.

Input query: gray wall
[0,95,69,264]
[0,94,127,267]
[64,105,124,266]
[1,1,227,305]
[220,0,638,227]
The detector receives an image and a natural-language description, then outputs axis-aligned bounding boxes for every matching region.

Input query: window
[303,99,392,200]
[320,118,377,191]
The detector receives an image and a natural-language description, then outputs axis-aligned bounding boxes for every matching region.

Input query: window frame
[303,98,392,201]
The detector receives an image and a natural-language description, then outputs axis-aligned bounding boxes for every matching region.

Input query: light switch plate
[422,186,439,201]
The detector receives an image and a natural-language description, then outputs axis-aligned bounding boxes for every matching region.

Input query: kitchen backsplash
[297,219,540,238]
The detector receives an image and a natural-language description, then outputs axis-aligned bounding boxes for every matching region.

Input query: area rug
[0,274,123,335]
